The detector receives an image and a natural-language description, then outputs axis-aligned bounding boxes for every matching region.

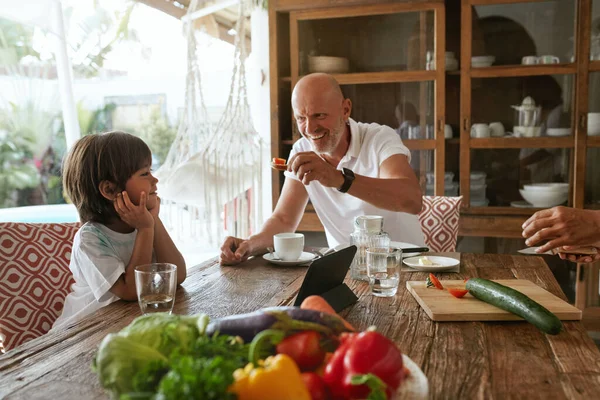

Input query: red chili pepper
[323,331,404,399]
[447,288,469,298]
[426,273,444,290]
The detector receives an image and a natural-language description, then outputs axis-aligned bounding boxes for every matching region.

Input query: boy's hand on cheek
[114,191,154,230]
[149,196,161,219]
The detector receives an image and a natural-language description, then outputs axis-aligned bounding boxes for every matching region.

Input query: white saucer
[510,200,534,208]
[263,251,316,266]
[390,241,423,258]
[403,256,460,272]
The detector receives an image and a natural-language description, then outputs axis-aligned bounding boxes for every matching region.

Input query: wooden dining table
[1,252,600,399]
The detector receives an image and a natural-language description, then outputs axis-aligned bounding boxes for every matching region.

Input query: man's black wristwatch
[337,168,355,193]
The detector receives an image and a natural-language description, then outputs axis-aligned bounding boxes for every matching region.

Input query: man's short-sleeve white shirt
[284,118,425,248]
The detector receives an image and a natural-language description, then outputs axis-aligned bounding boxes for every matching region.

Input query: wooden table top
[1,253,600,399]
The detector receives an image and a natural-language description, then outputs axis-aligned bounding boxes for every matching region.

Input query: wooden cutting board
[406,279,582,321]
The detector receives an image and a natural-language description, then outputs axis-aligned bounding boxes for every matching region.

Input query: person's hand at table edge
[220,236,253,265]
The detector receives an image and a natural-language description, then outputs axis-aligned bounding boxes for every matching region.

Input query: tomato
[427,273,444,290]
[276,330,325,371]
[272,157,286,165]
[301,372,329,400]
[448,288,469,298]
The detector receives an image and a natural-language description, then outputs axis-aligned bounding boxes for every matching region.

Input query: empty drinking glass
[366,247,402,297]
[134,263,177,314]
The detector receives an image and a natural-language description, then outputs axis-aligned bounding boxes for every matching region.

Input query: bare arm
[153,217,186,284]
[343,154,422,213]
[110,227,154,301]
[220,178,309,264]
[288,152,422,214]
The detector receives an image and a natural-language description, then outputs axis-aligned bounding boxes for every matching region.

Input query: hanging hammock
[156,0,263,244]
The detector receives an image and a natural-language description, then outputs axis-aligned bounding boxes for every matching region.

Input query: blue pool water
[0,204,79,223]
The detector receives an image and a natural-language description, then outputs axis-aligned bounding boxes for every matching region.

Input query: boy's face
[124,162,159,209]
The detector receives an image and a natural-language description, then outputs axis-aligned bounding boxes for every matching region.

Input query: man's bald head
[292,73,344,106]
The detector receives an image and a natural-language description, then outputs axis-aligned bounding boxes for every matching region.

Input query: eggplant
[205,306,351,342]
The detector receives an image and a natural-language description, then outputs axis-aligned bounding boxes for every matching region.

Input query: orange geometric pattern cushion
[418,196,462,252]
[0,222,80,351]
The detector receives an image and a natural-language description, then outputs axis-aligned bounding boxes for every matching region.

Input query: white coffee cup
[489,122,505,137]
[522,55,539,65]
[539,55,560,64]
[470,123,490,138]
[274,233,304,261]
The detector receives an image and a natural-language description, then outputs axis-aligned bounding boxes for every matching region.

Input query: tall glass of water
[134,263,177,314]
[366,247,402,297]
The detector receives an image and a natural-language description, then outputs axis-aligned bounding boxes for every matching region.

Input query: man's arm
[344,154,422,213]
[289,152,422,214]
[220,178,309,264]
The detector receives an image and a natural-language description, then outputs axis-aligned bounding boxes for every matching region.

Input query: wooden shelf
[296,71,437,85]
[281,139,295,145]
[470,0,564,5]
[446,138,460,144]
[281,77,292,83]
[461,206,543,216]
[589,61,600,72]
[469,136,573,149]
[469,63,576,78]
[587,136,600,147]
[446,70,461,76]
[403,139,436,150]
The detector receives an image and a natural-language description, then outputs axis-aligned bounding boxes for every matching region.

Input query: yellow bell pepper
[229,353,310,400]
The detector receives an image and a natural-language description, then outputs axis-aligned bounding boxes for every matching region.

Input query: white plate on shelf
[403,256,460,272]
[391,241,424,258]
[510,200,535,208]
[263,251,316,266]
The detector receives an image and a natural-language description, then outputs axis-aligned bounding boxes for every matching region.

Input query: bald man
[220,73,424,265]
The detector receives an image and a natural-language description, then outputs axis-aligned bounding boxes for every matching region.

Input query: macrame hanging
[156,0,263,244]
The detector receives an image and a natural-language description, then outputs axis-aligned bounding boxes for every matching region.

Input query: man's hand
[522,206,600,254]
[287,151,344,188]
[114,191,154,230]
[220,236,252,265]
[555,246,600,264]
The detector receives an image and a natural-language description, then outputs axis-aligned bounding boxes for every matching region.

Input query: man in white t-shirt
[220,73,425,265]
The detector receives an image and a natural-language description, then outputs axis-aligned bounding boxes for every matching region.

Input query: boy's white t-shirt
[52,222,137,330]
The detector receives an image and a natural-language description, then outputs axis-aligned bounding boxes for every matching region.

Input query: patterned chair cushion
[418,196,463,252]
[0,222,80,351]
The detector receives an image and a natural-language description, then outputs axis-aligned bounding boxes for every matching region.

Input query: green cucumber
[465,278,563,335]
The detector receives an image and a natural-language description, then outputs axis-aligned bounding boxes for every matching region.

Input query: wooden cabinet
[269,0,600,238]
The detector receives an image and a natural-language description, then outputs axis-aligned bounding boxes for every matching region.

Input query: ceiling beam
[182,0,239,22]
[136,0,187,19]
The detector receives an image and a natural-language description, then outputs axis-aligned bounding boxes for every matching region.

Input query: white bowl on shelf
[471,55,495,67]
[546,128,572,137]
[308,56,350,74]
[519,188,568,208]
[514,126,542,137]
[523,183,569,192]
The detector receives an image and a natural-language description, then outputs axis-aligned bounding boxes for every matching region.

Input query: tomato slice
[272,157,286,165]
[447,288,469,298]
[426,273,444,290]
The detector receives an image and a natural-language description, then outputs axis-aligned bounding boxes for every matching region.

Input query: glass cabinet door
[296,10,435,74]
[469,73,574,208]
[471,1,576,67]
[591,0,600,60]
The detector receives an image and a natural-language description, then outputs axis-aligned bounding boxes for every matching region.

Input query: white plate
[263,251,315,266]
[390,241,423,258]
[510,200,534,208]
[403,256,459,272]
[395,354,429,400]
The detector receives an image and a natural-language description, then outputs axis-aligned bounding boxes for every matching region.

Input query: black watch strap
[338,168,355,193]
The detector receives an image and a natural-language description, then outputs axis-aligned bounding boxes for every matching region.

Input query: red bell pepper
[276,330,326,371]
[323,331,404,399]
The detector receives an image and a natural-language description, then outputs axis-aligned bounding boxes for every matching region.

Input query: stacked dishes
[308,56,350,74]
[471,55,495,68]
[519,183,569,208]
[588,113,600,136]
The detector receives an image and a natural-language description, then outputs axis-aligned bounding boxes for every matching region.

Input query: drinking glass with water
[134,263,177,314]
[366,247,402,297]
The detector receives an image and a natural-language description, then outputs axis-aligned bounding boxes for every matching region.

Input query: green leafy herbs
[94,313,249,400]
